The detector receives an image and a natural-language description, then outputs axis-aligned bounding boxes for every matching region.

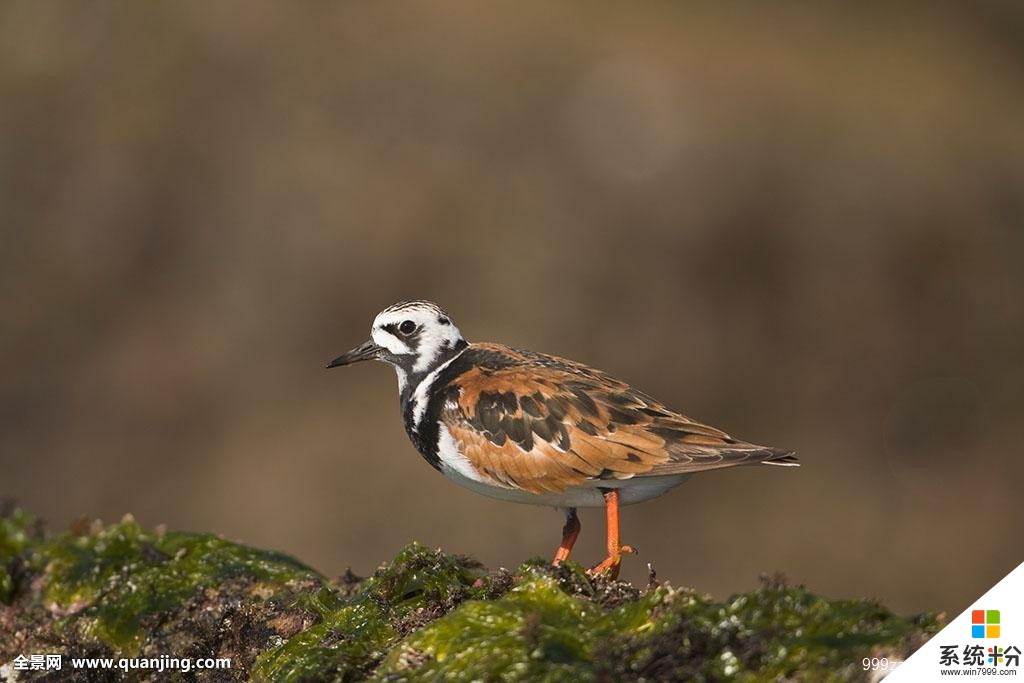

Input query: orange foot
[588,544,637,578]
[586,489,636,579]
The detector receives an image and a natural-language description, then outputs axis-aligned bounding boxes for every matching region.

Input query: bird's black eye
[398,320,416,335]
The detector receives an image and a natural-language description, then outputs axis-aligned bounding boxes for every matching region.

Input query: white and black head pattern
[327,300,470,449]
[369,300,468,391]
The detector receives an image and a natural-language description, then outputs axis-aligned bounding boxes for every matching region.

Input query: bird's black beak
[326,340,382,368]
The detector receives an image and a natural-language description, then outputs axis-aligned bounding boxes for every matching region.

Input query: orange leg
[552,508,580,565]
[588,489,636,578]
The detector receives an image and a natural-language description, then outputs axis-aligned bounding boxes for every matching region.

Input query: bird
[327,300,797,577]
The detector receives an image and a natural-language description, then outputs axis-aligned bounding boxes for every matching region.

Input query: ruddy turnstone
[328,300,797,577]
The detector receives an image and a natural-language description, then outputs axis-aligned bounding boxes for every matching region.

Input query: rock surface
[0,506,938,681]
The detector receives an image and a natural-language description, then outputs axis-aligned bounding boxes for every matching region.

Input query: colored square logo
[971,608,1002,637]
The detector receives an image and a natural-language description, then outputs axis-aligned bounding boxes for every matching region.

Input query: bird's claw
[586,544,637,579]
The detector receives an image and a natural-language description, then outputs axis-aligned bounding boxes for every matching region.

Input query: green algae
[1,506,39,603]
[375,573,610,681]
[0,506,38,559]
[1,506,940,681]
[64,531,314,650]
[14,511,323,653]
[373,566,940,682]
[253,544,489,682]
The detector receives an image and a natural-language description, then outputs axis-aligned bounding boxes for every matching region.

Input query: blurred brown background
[2,2,1022,618]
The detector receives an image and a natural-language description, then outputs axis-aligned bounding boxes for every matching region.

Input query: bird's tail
[760,449,799,466]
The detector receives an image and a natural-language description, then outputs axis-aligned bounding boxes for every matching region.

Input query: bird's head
[327,300,468,390]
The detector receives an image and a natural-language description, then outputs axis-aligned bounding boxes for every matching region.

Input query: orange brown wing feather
[440,344,795,494]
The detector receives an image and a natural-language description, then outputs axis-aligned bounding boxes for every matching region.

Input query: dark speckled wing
[437,343,796,494]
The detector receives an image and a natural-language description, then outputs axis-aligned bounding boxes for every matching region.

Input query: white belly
[437,463,690,508]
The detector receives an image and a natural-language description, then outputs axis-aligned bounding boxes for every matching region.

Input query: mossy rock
[0,507,938,681]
